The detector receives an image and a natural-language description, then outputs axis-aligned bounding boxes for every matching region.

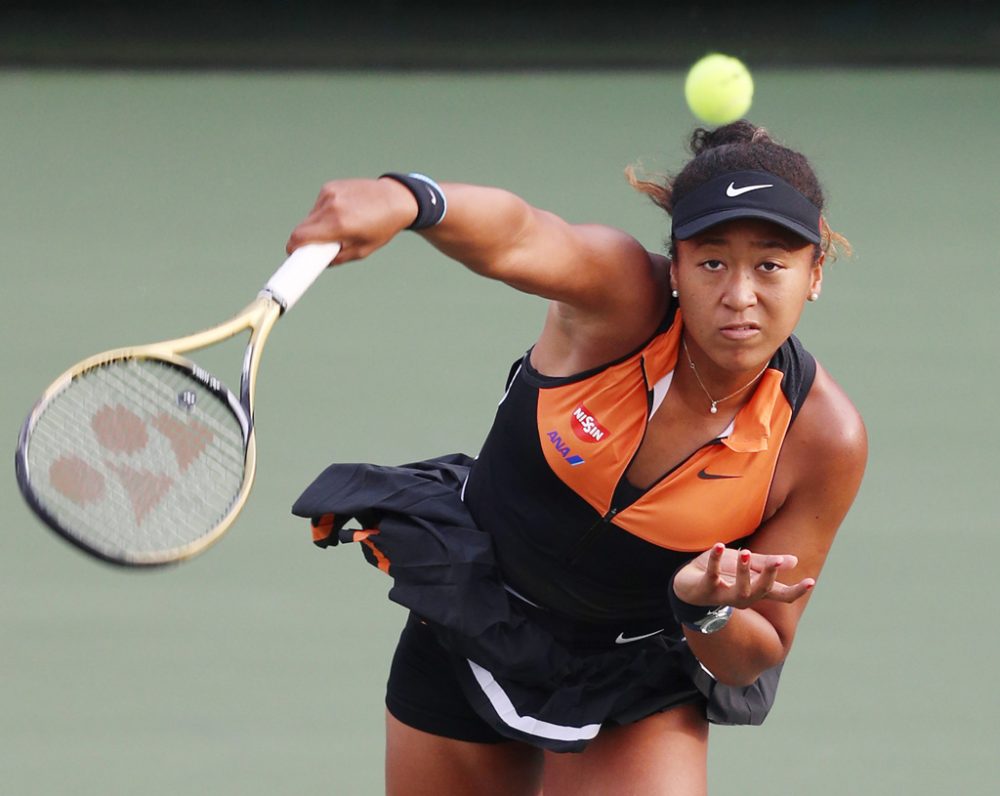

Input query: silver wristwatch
[686,604,734,634]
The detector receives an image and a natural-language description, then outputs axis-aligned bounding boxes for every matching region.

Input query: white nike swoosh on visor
[615,628,664,645]
[726,182,773,197]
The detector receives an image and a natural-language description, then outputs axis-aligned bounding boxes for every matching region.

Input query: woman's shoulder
[765,361,867,524]
[788,361,868,477]
[531,242,670,377]
[558,221,667,289]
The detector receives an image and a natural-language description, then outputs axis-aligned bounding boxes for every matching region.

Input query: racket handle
[260,242,342,312]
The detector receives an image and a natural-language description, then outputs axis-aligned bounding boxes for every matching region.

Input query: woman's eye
[758,261,783,272]
[702,260,725,271]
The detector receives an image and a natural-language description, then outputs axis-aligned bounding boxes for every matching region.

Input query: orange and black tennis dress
[463,301,815,630]
[295,300,816,751]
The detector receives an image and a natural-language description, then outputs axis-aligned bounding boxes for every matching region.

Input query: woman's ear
[808,261,824,301]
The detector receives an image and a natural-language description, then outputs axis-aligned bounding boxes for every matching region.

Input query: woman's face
[670,218,823,373]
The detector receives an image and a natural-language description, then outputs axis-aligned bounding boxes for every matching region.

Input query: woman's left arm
[672,369,869,686]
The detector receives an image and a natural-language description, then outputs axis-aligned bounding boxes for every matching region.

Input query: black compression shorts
[386,613,511,744]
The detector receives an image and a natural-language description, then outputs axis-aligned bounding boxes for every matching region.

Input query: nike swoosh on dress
[614,628,664,644]
[697,468,741,480]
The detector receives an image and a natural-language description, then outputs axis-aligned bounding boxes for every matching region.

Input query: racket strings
[24,358,247,562]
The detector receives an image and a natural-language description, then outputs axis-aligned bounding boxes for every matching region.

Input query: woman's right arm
[286,177,667,368]
[289,178,657,306]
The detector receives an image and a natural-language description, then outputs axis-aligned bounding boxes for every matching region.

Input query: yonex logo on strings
[48,404,215,523]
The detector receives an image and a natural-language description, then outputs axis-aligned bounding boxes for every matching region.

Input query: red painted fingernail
[740,550,751,562]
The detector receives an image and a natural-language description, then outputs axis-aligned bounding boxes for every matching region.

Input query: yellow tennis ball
[684,54,754,126]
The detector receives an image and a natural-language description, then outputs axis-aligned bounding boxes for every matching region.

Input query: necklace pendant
[682,337,767,419]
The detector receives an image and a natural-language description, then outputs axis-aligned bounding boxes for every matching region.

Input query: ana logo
[570,404,610,443]
[546,430,585,466]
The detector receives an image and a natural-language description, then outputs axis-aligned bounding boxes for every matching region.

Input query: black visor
[671,170,821,244]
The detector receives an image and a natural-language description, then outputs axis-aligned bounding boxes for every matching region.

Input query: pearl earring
[671,289,679,298]
[808,292,819,302]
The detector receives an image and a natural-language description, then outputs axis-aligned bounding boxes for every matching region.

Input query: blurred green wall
[3,0,999,68]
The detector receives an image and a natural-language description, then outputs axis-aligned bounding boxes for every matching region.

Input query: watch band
[669,571,734,634]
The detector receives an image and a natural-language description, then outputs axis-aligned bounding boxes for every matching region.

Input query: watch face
[695,606,733,634]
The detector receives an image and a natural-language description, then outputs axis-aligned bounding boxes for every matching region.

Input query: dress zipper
[565,357,653,567]
[565,506,619,566]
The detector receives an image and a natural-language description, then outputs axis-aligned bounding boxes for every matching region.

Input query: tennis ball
[684,53,754,126]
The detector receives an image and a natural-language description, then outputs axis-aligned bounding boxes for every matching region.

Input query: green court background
[2,68,998,794]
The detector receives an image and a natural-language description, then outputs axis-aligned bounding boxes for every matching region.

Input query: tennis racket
[14,241,341,567]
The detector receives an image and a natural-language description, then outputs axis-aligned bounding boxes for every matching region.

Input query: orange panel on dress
[535,314,793,552]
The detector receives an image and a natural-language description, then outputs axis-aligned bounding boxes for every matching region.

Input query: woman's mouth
[720,322,760,340]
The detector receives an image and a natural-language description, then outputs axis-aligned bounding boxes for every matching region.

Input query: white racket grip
[260,242,341,312]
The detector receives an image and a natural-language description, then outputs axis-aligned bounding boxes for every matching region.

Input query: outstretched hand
[672,543,815,610]
[286,178,418,264]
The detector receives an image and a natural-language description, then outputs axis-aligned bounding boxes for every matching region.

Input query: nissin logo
[546,430,585,466]
[570,404,610,443]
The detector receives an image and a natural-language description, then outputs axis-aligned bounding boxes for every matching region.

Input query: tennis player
[288,121,867,796]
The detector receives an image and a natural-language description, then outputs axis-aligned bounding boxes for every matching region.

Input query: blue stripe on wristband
[380,172,447,230]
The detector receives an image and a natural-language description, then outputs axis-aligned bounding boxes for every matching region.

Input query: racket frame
[16,241,339,566]
[15,295,282,566]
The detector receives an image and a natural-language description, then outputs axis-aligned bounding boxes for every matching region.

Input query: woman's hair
[627,120,850,260]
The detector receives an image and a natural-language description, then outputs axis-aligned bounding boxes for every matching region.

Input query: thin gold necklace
[681,338,769,414]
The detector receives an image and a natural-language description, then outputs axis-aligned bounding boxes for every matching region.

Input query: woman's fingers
[759,576,816,604]
[704,542,725,581]
[286,178,418,258]
[752,556,782,600]
[699,548,812,607]
[677,546,813,607]
[736,549,753,601]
